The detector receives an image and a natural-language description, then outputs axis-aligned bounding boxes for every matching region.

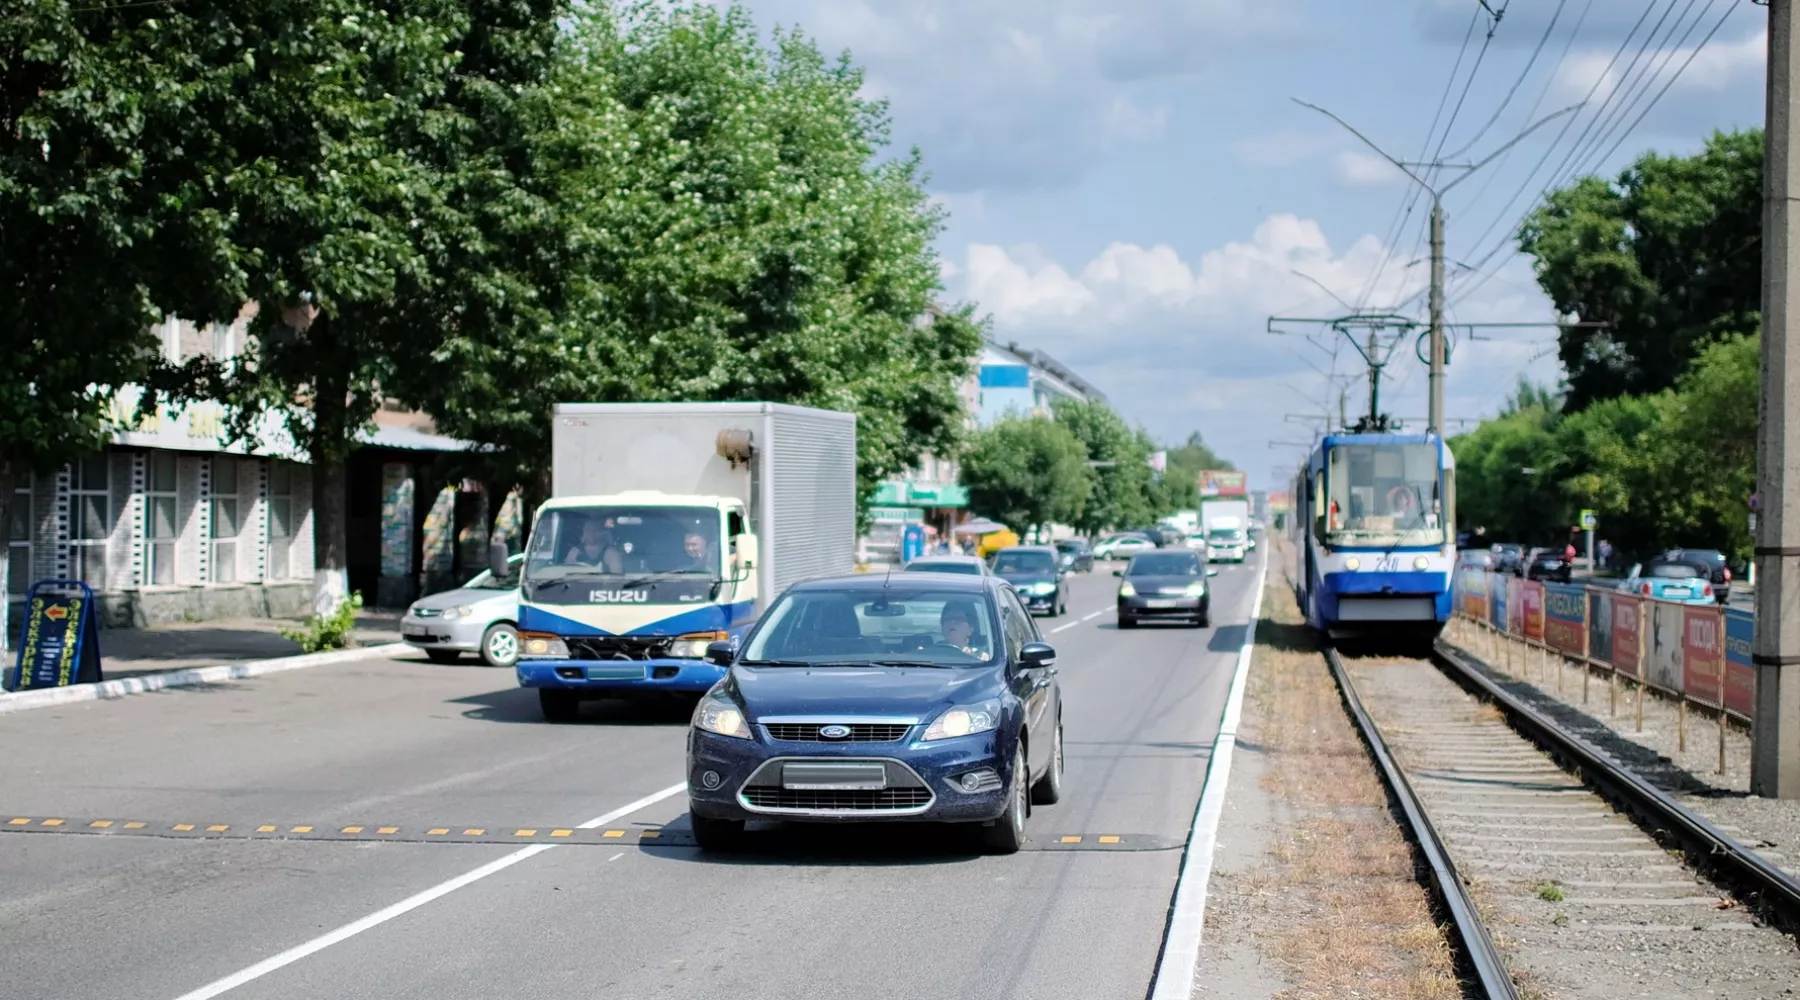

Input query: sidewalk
[13,611,406,684]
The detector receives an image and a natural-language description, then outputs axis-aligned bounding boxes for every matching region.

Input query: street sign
[5,580,104,692]
[1750,492,1762,512]
[1579,509,1598,530]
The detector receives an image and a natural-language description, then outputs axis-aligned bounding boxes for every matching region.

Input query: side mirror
[1207,568,1219,577]
[1019,642,1056,667]
[1112,569,1123,577]
[488,538,511,579]
[703,641,735,666]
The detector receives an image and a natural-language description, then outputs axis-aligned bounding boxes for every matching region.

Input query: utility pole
[1293,98,1581,437]
[1755,0,1800,799]
[1268,313,1416,432]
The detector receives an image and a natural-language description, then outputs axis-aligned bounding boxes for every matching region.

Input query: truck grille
[762,723,911,743]
[565,636,673,661]
[740,787,932,811]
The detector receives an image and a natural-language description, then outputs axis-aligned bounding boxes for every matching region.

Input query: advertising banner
[1505,576,1525,635]
[1612,595,1642,678]
[1724,608,1756,718]
[1543,583,1586,656]
[1588,589,1614,665]
[1489,572,1508,632]
[5,580,103,691]
[1519,580,1545,643]
[1198,470,1247,497]
[1680,605,1725,709]
[1462,570,1489,620]
[1646,601,1684,692]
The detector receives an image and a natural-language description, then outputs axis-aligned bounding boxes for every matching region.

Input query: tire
[1118,613,1137,629]
[1196,600,1211,628]
[982,744,1030,854]
[1031,716,1064,805]
[479,623,521,668]
[538,689,581,722]
[423,649,462,664]
[690,813,745,852]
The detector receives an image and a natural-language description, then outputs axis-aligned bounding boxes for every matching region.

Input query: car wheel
[1118,613,1137,629]
[539,689,581,722]
[480,623,520,668]
[1196,600,1211,628]
[1031,715,1064,806]
[423,649,462,665]
[690,814,745,852]
[983,744,1030,854]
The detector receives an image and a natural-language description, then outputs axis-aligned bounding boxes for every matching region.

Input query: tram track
[1325,640,1800,999]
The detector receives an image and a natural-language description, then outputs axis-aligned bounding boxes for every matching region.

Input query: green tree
[1519,129,1761,410]
[1050,398,1156,533]
[961,416,1092,536]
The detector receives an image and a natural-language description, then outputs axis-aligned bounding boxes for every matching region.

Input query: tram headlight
[1413,556,1430,570]
[1344,557,1361,571]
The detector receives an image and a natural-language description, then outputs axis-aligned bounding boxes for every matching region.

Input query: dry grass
[1238,545,1465,1000]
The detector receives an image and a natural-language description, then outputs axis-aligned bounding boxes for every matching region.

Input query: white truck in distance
[1201,498,1251,563]
[495,402,857,721]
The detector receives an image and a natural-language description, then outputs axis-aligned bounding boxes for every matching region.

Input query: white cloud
[1555,27,1765,107]
[1334,150,1405,186]
[1228,129,1337,167]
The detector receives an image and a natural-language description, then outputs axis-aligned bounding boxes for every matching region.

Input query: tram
[1290,431,1456,642]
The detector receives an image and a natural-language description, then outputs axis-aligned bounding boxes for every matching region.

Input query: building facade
[975,341,1107,426]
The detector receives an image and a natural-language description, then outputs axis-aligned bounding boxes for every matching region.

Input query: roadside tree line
[1,1,981,603]
[1451,130,1758,563]
[958,398,1233,538]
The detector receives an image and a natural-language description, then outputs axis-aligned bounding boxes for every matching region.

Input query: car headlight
[439,605,473,621]
[1119,581,1136,597]
[1344,557,1361,570]
[1413,556,1430,570]
[1185,582,1206,596]
[1031,581,1056,595]
[519,633,570,658]
[693,690,752,739]
[922,699,1002,741]
[667,631,728,659]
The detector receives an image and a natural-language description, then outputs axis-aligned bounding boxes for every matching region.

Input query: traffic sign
[1578,508,1598,530]
[5,580,103,692]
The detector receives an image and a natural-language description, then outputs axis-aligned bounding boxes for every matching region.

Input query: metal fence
[1449,570,1755,771]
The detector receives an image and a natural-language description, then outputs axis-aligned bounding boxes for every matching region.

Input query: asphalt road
[0,550,1266,1000]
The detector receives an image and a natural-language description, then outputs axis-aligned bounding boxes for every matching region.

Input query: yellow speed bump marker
[464,829,486,837]
[89,820,113,829]
[550,830,573,838]
[1059,835,1081,844]
[257,826,278,833]
[377,827,400,835]
[640,829,661,839]
[427,828,449,836]
[7,818,29,825]
[123,821,147,830]
[207,825,229,832]
[1098,836,1122,844]
[42,819,64,827]
[341,826,364,834]
[172,824,195,832]
[290,826,313,834]
[513,829,537,837]
[601,830,625,839]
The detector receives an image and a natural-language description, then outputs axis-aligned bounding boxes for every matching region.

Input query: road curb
[0,643,409,715]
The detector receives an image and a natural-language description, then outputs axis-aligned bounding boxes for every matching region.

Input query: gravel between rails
[1340,652,1800,1000]
[1443,621,1800,885]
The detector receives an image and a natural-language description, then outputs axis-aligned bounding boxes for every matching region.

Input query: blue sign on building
[901,523,926,563]
[6,580,104,691]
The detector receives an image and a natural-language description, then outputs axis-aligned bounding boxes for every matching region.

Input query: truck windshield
[1206,528,1243,542]
[523,506,723,584]
[1324,443,1443,548]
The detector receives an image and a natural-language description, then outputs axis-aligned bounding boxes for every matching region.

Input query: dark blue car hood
[726,664,1003,720]
[996,571,1056,586]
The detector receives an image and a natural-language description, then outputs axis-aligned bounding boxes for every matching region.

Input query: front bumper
[1207,548,1244,562]
[401,618,489,652]
[687,728,1020,824]
[516,658,724,694]
[1018,589,1058,612]
[1119,594,1203,617]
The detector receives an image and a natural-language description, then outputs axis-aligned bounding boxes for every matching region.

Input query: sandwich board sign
[5,580,104,692]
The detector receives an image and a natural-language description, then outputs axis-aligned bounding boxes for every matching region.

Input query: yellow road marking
[7,818,29,825]
[173,824,195,832]
[207,825,229,832]
[341,826,364,834]
[377,827,399,834]
[550,830,573,838]
[42,819,64,827]
[464,828,486,836]
[89,820,113,829]
[290,826,313,834]
[1059,835,1081,843]
[601,829,624,839]
[124,821,146,830]
[427,828,449,836]
[640,829,661,839]
[514,829,536,837]
[257,825,278,833]
[1099,836,1121,844]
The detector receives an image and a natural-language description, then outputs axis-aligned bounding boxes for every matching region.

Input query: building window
[211,457,239,584]
[147,452,178,585]
[70,454,110,592]
[8,478,30,597]
[268,461,293,580]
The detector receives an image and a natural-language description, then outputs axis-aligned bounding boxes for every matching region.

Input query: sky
[734,0,1768,490]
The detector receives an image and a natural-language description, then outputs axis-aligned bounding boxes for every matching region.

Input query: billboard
[1199,470,1246,496]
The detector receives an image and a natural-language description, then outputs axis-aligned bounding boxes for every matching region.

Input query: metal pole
[1366,328,1380,425]
[1428,196,1446,437]
[1755,0,1800,799]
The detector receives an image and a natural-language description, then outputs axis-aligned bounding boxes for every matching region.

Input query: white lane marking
[1081,609,1107,622]
[1149,552,1269,1000]
[607,852,625,862]
[1050,620,1081,633]
[170,782,686,1000]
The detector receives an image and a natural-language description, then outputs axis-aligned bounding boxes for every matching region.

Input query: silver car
[401,554,522,667]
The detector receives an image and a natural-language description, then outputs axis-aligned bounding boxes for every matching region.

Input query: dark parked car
[1660,549,1731,604]
[1054,538,1094,573]
[1115,549,1216,628]
[1525,549,1572,583]
[686,573,1064,854]
[990,546,1070,616]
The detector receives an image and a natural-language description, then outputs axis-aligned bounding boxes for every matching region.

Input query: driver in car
[564,520,623,573]
[940,600,989,657]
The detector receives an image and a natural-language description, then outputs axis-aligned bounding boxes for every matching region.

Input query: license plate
[402,625,428,637]
[1663,587,1691,597]
[585,664,648,681]
[1145,599,1177,608]
[782,762,886,790]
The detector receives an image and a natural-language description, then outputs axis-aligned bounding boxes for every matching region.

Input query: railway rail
[1323,638,1800,998]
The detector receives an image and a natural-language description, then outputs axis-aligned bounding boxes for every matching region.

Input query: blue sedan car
[685,573,1065,854]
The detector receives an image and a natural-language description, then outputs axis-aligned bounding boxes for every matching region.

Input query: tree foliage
[1049,398,1157,534]
[960,416,1093,536]
[1519,129,1761,410]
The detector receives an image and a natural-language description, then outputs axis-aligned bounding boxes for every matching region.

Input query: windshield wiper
[736,659,812,667]
[865,660,956,669]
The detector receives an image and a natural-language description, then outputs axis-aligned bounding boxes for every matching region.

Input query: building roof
[983,340,1108,405]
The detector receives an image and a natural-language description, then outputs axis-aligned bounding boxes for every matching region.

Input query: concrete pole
[1428,197,1447,439]
[1754,0,1800,799]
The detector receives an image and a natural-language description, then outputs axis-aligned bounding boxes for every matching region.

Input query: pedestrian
[1597,539,1613,569]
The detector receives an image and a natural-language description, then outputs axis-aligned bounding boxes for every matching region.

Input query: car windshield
[1669,550,1725,566]
[1324,442,1444,548]
[465,559,520,590]
[1055,541,1083,552]
[739,588,1001,666]
[523,505,722,581]
[1129,553,1200,576]
[905,561,979,575]
[1646,563,1701,579]
[1206,528,1243,542]
[992,551,1056,574]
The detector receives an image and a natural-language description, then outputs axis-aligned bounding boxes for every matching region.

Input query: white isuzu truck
[1201,498,1252,563]
[497,402,856,721]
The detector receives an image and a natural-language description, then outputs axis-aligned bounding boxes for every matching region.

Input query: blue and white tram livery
[1291,432,1455,641]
